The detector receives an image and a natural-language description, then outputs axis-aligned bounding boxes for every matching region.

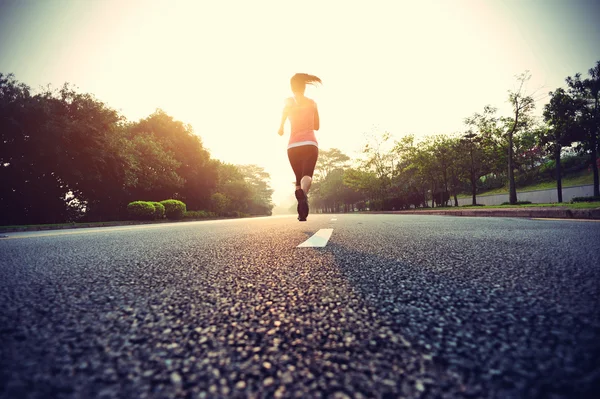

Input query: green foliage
[210,192,230,215]
[5,59,599,223]
[118,132,184,194]
[131,110,217,210]
[212,163,274,216]
[314,148,350,181]
[571,196,600,203]
[150,202,165,219]
[1,74,124,224]
[500,201,532,205]
[183,210,216,219]
[160,199,186,219]
[127,201,156,220]
[223,211,250,218]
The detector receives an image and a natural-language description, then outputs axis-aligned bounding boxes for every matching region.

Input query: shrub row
[184,210,217,219]
[500,201,532,205]
[127,200,185,220]
[127,200,253,221]
[571,196,600,203]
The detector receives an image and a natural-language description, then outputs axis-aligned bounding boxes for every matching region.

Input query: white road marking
[297,229,334,248]
[331,218,337,221]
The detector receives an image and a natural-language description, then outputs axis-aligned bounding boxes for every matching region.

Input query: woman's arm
[278,108,288,136]
[314,103,320,131]
[279,99,293,136]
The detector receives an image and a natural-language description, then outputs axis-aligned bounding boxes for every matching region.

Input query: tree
[214,162,251,213]
[117,131,185,200]
[429,134,459,206]
[310,148,353,213]
[459,131,482,206]
[314,148,350,181]
[542,88,581,202]
[0,75,127,224]
[212,163,273,215]
[393,135,429,208]
[360,131,395,205]
[130,110,217,211]
[237,164,274,215]
[566,61,600,197]
[505,71,536,204]
[343,168,380,208]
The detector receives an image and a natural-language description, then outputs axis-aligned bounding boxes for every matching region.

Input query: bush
[571,196,600,203]
[223,211,249,218]
[150,202,165,219]
[127,201,155,220]
[160,199,187,219]
[184,210,207,219]
[210,193,230,214]
[183,210,218,219]
[562,154,589,173]
[500,201,532,205]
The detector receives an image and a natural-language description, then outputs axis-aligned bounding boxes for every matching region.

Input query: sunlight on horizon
[1,0,598,207]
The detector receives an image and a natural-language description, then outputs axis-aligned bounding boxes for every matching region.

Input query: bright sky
[1,0,598,208]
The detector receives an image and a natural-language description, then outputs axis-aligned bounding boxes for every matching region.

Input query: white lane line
[297,229,334,248]
[331,218,337,221]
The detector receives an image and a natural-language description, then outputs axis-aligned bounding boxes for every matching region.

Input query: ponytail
[290,73,322,93]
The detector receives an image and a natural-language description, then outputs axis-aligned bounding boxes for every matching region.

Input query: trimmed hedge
[223,211,250,218]
[571,196,600,203]
[127,201,155,220]
[184,210,217,219]
[150,202,165,219]
[501,201,532,205]
[160,199,187,219]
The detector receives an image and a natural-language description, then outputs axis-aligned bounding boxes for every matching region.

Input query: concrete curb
[373,207,600,219]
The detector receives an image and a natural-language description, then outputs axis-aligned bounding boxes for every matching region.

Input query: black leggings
[287,145,319,186]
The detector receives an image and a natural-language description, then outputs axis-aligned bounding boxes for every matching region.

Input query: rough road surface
[1,214,599,398]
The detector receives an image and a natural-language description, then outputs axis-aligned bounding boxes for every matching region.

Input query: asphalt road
[1,214,599,399]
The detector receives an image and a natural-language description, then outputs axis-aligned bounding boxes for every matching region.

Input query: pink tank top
[286,97,318,149]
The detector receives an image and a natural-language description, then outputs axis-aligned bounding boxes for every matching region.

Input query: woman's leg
[300,146,319,195]
[288,148,306,219]
[300,175,312,194]
[287,148,303,191]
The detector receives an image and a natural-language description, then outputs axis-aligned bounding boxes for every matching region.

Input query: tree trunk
[593,95,600,197]
[470,148,477,206]
[592,132,599,197]
[592,95,600,197]
[555,147,563,203]
[470,175,477,206]
[508,130,518,204]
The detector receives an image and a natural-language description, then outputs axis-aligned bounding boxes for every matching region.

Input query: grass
[0,219,171,232]
[0,217,226,233]
[0,213,261,233]
[457,170,594,198]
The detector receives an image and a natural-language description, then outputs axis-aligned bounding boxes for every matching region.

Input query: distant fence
[457,184,594,206]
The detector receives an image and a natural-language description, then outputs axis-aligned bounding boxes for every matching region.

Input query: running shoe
[295,189,308,221]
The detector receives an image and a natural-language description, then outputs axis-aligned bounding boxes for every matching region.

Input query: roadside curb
[373,207,600,219]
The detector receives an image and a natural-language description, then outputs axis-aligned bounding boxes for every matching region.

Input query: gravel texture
[1,215,599,398]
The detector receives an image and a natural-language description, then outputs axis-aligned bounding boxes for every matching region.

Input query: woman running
[278,73,321,221]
